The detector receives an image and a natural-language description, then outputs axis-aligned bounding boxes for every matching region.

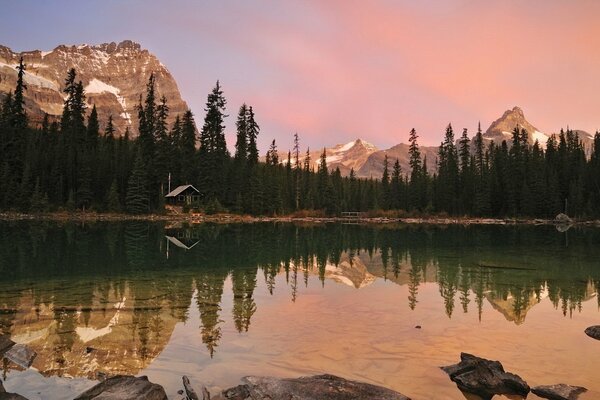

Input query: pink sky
[4,0,600,151]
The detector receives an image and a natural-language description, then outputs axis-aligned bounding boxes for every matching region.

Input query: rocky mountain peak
[484,106,547,146]
[0,40,188,135]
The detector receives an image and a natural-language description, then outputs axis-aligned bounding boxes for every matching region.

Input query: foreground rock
[584,325,600,340]
[0,336,15,356]
[74,375,167,400]
[3,344,36,368]
[531,384,587,400]
[0,379,29,400]
[220,374,410,400]
[441,353,530,399]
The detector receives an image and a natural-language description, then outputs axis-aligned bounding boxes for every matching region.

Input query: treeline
[1,58,600,217]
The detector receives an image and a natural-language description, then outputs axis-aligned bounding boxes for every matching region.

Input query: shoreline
[1,211,599,227]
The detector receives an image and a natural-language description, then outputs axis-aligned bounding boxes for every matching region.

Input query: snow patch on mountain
[85,78,119,95]
[337,140,358,152]
[85,78,131,123]
[0,61,59,90]
[326,154,343,164]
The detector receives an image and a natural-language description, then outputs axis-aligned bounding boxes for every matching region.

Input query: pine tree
[106,180,121,212]
[381,155,390,209]
[198,81,228,200]
[154,95,171,194]
[126,151,150,214]
[180,110,197,183]
[317,148,329,209]
[390,158,402,209]
[138,74,157,167]
[234,104,248,163]
[86,105,100,149]
[458,128,473,214]
[437,124,459,214]
[246,106,259,167]
[408,128,423,210]
[11,57,28,131]
[266,139,279,165]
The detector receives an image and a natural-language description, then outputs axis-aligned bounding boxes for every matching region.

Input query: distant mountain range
[1,41,596,179]
[0,40,188,134]
[280,106,596,178]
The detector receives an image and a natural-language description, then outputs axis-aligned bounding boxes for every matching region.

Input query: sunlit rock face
[5,284,187,379]
[484,106,543,145]
[0,40,188,135]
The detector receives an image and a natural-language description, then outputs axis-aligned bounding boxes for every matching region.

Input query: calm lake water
[0,221,599,400]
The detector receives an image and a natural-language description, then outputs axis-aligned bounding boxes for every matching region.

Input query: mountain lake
[0,221,598,399]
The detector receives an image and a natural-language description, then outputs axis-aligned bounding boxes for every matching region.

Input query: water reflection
[0,221,598,381]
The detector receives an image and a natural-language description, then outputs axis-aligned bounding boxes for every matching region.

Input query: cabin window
[192,195,199,202]
[178,195,184,202]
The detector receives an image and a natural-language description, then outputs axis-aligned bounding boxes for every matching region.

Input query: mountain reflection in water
[0,221,598,398]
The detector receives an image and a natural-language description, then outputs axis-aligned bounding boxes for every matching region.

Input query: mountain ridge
[0,40,188,134]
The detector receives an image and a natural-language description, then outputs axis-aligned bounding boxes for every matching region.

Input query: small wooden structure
[165,185,200,205]
[341,211,367,221]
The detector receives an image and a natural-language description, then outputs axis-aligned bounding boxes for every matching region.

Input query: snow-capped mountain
[483,106,596,154]
[0,40,188,134]
[279,139,379,176]
[357,143,439,178]
[483,106,547,146]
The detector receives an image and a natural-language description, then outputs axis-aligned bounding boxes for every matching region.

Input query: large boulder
[221,374,410,400]
[531,384,587,400]
[584,325,600,340]
[3,344,36,368]
[74,375,167,400]
[441,353,530,400]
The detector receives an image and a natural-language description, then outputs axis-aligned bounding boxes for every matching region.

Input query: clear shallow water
[0,221,599,399]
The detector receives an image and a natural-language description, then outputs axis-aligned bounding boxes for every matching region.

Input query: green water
[0,221,599,399]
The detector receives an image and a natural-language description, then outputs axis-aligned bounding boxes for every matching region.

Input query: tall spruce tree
[246,106,259,167]
[126,150,150,214]
[198,81,228,200]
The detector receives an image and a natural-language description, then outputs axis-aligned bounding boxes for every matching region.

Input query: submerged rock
[3,344,36,368]
[531,384,587,400]
[441,353,529,399]
[0,379,29,400]
[584,325,600,340]
[221,374,410,400]
[74,375,167,400]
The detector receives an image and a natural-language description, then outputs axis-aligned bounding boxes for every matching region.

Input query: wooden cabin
[165,185,200,205]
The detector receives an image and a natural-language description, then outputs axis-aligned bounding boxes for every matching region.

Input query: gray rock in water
[3,344,36,368]
[221,374,410,400]
[531,384,587,400]
[74,375,167,400]
[441,353,530,400]
[0,379,29,400]
[555,213,572,223]
[584,325,600,340]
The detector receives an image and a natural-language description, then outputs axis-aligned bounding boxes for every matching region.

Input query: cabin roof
[165,184,200,198]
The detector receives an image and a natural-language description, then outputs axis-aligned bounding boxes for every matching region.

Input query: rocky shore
[1,211,599,227]
[1,336,597,400]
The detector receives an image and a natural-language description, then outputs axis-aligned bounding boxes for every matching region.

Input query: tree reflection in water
[0,221,598,377]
